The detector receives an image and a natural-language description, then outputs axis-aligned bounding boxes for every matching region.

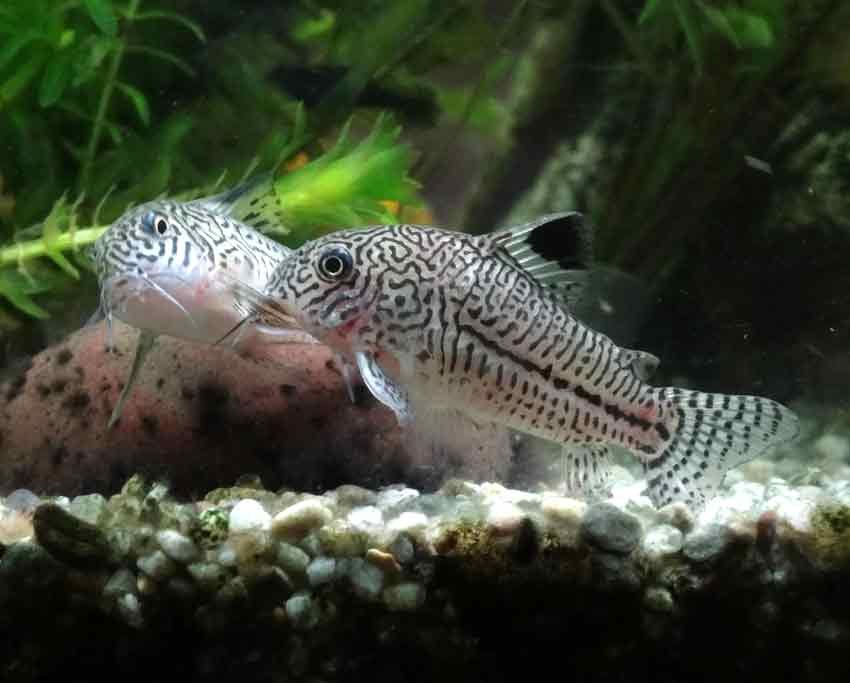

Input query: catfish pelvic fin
[356,351,412,425]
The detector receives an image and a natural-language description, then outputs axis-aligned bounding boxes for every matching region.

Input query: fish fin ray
[335,353,357,403]
[108,330,157,429]
[490,212,592,308]
[560,442,615,499]
[642,389,799,510]
[213,270,298,328]
[355,351,412,425]
[85,303,105,327]
[619,348,660,381]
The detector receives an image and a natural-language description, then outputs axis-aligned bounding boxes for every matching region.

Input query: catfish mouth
[98,271,200,342]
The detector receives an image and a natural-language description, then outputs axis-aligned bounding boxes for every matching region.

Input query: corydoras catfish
[226,213,799,509]
[89,196,313,427]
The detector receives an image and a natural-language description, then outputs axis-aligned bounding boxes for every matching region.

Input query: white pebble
[383,582,426,611]
[609,480,655,517]
[656,502,694,532]
[387,511,429,535]
[347,506,384,535]
[376,486,420,512]
[156,529,198,564]
[229,499,271,534]
[271,499,333,540]
[771,496,815,533]
[216,544,238,568]
[486,502,525,534]
[541,496,586,528]
[306,557,336,587]
[642,524,683,557]
[136,550,177,580]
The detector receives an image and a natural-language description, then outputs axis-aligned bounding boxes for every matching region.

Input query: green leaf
[638,0,663,24]
[699,4,740,47]
[41,196,80,279]
[38,55,73,107]
[0,31,38,73]
[673,0,704,72]
[116,81,150,126]
[133,11,206,43]
[82,0,117,37]
[126,45,195,76]
[0,57,44,105]
[725,8,773,49]
[73,35,114,87]
[292,8,335,42]
[0,271,50,318]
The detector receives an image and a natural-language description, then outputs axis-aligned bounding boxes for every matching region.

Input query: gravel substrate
[1,429,850,683]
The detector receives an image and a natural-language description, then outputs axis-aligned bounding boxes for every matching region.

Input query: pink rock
[0,321,513,497]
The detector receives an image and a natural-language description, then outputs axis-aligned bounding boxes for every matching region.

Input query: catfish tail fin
[643,388,799,509]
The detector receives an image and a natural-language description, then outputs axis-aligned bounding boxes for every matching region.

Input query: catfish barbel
[225,213,800,508]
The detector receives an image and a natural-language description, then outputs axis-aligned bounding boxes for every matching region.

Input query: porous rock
[0,321,514,497]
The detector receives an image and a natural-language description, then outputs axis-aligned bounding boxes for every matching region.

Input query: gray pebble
[117,593,144,628]
[643,586,675,613]
[306,557,336,587]
[187,562,228,591]
[334,485,377,507]
[276,542,311,575]
[389,534,415,564]
[104,568,137,599]
[285,591,318,630]
[683,524,731,563]
[68,494,107,525]
[348,558,384,600]
[382,582,426,611]
[581,503,643,554]
[6,489,41,515]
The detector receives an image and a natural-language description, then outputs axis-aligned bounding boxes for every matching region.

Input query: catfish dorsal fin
[489,212,593,308]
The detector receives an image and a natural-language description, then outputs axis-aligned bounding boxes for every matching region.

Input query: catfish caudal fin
[643,388,799,509]
[490,212,593,308]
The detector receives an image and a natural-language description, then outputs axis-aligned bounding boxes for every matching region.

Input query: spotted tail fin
[643,388,799,510]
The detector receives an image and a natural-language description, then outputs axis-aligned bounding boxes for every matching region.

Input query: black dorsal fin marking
[489,212,592,308]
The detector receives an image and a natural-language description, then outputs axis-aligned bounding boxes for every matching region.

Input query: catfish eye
[317,247,353,280]
[141,211,169,237]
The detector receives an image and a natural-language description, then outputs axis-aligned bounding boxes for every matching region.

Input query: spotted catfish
[89,197,313,428]
[228,213,800,509]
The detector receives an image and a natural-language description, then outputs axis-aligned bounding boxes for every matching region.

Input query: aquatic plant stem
[78,0,142,195]
[597,0,657,80]
[0,227,106,268]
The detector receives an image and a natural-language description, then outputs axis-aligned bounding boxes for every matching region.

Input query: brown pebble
[366,548,401,577]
